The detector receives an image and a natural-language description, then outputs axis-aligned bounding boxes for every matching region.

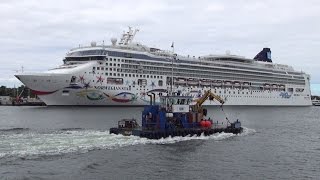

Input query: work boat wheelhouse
[110,90,243,139]
[15,27,312,106]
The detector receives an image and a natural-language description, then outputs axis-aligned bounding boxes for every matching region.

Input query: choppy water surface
[0,106,319,179]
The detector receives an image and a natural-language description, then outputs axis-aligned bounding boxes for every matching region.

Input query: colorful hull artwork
[76,89,106,101]
[76,89,138,102]
[104,92,138,103]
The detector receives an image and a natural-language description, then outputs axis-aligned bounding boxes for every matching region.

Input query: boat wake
[0,127,255,160]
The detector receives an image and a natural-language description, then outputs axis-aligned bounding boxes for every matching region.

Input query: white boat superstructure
[15,27,312,106]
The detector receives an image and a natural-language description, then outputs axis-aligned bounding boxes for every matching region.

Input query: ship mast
[170,42,175,95]
[118,26,139,45]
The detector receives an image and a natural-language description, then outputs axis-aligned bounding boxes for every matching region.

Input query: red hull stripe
[112,98,131,103]
[32,90,57,95]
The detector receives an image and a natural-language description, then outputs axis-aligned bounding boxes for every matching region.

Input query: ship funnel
[254,48,272,62]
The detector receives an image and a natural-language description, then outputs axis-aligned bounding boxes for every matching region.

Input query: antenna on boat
[170,42,175,95]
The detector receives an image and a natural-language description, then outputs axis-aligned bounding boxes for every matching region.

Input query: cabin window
[97,67,100,70]
[158,80,163,86]
[107,78,123,85]
[101,67,104,70]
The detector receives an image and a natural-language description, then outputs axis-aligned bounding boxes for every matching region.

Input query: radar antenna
[118,26,139,45]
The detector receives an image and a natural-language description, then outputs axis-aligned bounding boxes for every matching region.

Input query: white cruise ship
[15,27,312,106]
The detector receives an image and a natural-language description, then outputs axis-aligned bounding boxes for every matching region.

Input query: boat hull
[110,127,243,139]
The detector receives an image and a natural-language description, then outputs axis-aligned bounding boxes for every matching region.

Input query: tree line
[0,85,36,98]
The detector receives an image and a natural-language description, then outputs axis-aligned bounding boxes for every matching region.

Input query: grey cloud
[1,0,320,87]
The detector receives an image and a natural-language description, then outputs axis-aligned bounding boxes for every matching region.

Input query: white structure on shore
[0,96,11,105]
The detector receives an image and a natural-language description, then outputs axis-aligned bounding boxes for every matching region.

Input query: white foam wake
[0,127,255,159]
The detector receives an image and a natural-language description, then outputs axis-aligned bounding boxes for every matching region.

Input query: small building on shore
[0,96,11,105]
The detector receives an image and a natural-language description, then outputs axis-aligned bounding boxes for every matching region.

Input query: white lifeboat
[279,84,285,89]
[200,79,211,86]
[243,82,250,86]
[213,80,222,86]
[187,78,199,85]
[174,78,186,84]
[234,81,241,87]
[224,81,232,86]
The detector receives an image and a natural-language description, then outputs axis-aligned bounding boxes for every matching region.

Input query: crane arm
[208,92,225,105]
[195,90,224,108]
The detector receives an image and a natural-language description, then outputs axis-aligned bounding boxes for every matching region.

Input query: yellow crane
[194,90,225,113]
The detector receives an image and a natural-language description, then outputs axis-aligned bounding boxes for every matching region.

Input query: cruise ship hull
[37,89,311,106]
[16,72,312,106]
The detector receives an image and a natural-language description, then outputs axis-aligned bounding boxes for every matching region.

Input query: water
[0,106,319,179]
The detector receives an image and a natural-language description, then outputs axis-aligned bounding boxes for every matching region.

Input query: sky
[0,0,320,94]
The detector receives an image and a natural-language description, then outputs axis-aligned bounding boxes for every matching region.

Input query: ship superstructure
[15,27,312,106]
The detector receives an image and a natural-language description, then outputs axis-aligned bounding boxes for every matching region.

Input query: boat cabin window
[160,96,192,107]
